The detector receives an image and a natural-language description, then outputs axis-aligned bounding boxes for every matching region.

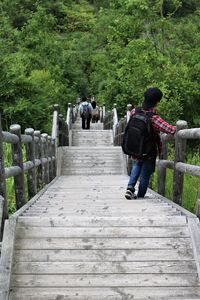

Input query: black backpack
[121,108,157,159]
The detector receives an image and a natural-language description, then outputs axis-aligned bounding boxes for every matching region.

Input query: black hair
[91,101,96,109]
[82,96,87,102]
[142,87,163,109]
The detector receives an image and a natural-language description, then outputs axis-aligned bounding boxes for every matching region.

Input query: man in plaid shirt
[125,87,176,200]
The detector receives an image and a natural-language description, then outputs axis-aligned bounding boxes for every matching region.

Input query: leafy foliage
[0,0,200,132]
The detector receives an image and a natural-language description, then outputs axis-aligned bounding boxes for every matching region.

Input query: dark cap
[143,87,163,109]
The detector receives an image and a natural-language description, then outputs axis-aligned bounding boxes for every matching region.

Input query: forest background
[0,0,200,213]
[1,0,200,131]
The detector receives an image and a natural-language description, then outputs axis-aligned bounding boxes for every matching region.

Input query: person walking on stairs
[91,100,100,123]
[79,96,92,129]
[125,87,176,200]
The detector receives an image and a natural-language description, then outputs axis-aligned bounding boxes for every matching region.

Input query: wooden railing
[110,104,200,217]
[103,104,118,139]
[0,102,76,237]
[157,121,200,216]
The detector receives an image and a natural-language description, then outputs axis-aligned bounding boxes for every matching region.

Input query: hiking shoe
[125,189,137,200]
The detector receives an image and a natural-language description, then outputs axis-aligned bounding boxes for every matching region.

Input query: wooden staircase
[1,119,200,299]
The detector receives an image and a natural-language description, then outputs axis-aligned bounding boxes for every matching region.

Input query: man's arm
[152,115,176,134]
[79,103,83,116]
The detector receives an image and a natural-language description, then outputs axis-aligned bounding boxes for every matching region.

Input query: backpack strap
[135,107,156,118]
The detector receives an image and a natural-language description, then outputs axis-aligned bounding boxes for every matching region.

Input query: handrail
[0,121,56,227]
[157,120,200,217]
[0,196,4,238]
[103,103,118,134]
[0,101,77,234]
[112,105,200,217]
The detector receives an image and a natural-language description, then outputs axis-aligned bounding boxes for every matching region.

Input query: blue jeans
[127,158,155,197]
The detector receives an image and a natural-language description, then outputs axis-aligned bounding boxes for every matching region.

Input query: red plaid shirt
[131,108,176,134]
[131,108,176,157]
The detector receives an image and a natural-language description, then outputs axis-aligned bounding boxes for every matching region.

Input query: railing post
[126,104,132,123]
[64,121,69,146]
[102,105,106,122]
[25,128,37,199]
[59,114,64,146]
[113,103,118,139]
[173,120,187,206]
[52,138,56,177]
[34,130,42,190]
[10,124,26,209]
[66,103,72,130]
[0,115,8,229]
[48,136,54,181]
[52,104,59,151]
[41,133,49,185]
[157,135,168,195]
[197,179,200,218]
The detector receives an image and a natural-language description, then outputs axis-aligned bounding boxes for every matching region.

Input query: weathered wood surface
[18,215,187,227]
[0,115,8,221]
[176,162,200,177]
[7,174,200,299]
[173,120,187,206]
[13,248,195,262]
[10,124,26,209]
[59,147,125,175]
[8,287,200,300]
[0,219,16,300]
[11,273,199,287]
[13,260,196,274]
[2,122,200,299]
[15,226,189,238]
[178,127,200,139]
[0,196,3,237]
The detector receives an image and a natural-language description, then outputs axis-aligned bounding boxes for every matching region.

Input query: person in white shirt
[79,96,92,129]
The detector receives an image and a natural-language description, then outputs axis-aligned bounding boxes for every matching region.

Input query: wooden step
[9,287,200,300]
[13,248,194,262]
[17,216,187,227]
[12,260,197,274]
[15,226,189,239]
[11,273,199,287]
[14,237,191,250]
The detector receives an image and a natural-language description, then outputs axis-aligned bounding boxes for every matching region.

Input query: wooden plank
[0,218,16,300]
[62,170,124,175]
[188,218,200,279]
[11,176,59,218]
[8,287,200,300]
[149,190,197,218]
[23,206,178,213]
[22,211,181,217]
[13,248,195,262]
[17,216,187,227]
[15,237,192,250]
[53,174,129,181]
[0,196,3,237]
[31,203,169,209]
[36,195,162,201]
[12,260,197,274]
[33,200,164,206]
[15,226,189,238]
[33,200,169,206]
[11,273,199,287]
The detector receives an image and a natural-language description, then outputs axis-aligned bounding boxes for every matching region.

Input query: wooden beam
[0,218,17,300]
[188,218,200,280]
